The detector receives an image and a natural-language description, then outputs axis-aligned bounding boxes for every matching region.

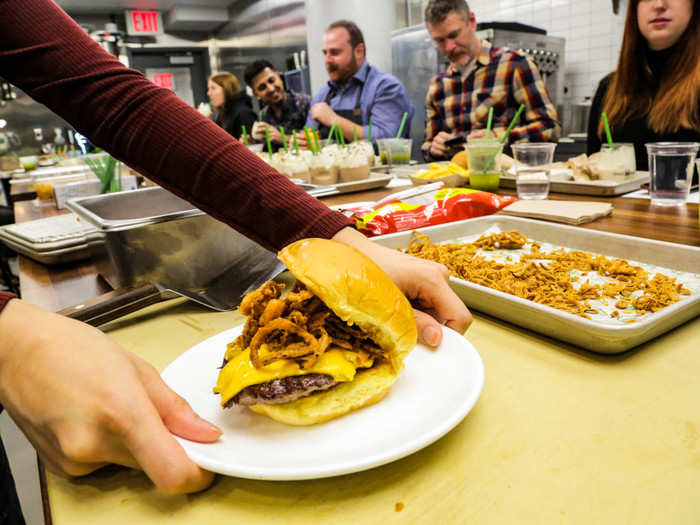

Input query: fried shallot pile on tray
[405,231,691,319]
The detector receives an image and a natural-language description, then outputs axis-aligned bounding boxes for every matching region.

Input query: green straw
[482,104,525,174]
[602,112,615,151]
[336,125,346,147]
[280,126,288,153]
[241,125,249,147]
[265,126,272,159]
[327,119,338,146]
[485,107,494,139]
[368,116,373,143]
[396,112,408,138]
[353,124,358,142]
[293,130,299,155]
[258,110,263,122]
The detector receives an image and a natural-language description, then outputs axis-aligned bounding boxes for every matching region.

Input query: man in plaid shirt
[422,0,560,160]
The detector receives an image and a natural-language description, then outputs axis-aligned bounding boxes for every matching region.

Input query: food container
[372,216,700,354]
[377,138,412,165]
[466,138,502,192]
[349,140,375,167]
[409,173,466,187]
[409,167,466,188]
[596,143,636,180]
[308,153,338,185]
[66,186,272,290]
[336,150,370,182]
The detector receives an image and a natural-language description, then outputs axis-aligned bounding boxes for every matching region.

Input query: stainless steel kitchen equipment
[65,187,285,322]
[475,24,565,106]
[392,23,565,160]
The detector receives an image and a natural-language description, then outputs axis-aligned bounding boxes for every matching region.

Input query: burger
[213,238,417,425]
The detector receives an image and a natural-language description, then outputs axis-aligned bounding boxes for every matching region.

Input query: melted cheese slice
[214,345,375,405]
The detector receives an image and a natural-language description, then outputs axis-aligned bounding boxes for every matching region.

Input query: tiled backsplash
[455,0,628,103]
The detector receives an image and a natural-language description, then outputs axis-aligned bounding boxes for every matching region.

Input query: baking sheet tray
[301,173,394,198]
[372,216,700,354]
[498,171,650,196]
[0,234,92,265]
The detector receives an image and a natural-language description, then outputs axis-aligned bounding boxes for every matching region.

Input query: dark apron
[0,427,26,525]
[317,81,365,139]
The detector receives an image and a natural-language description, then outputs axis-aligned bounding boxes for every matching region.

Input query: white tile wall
[465,0,628,102]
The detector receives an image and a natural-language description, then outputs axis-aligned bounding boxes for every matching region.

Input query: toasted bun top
[278,238,417,369]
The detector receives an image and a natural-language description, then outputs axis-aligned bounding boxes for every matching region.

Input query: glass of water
[646,142,699,206]
[511,143,557,199]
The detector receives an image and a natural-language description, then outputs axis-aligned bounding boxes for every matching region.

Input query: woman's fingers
[129,354,221,443]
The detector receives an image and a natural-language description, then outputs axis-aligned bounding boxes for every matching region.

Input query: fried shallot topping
[226,280,380,369]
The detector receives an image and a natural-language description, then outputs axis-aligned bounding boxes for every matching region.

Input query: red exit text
[131,11,160,33]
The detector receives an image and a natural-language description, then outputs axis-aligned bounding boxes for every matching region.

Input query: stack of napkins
[499,200,613,225]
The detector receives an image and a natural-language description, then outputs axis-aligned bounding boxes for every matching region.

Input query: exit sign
[152,73,173,89]
[125,10,163,36]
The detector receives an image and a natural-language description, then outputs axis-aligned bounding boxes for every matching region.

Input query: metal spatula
[59,250,286,327]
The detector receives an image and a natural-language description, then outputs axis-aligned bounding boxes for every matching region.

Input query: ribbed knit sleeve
[0,292,16,315]
[0,0,352,252]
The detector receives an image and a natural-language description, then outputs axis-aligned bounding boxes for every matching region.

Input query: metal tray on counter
[66,187,280,291]
[300,173,394,198]
[372,216,700,354]
[499,171,650,196]
[0,234,92,265]
[0,214,98,265]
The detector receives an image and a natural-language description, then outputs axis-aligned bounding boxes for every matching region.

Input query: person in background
[587,0,699,171]
[1,0,471,520]
[207,72,257,140]
[243,59,311,151]
[422,0,560,161]
[300,20,414,146]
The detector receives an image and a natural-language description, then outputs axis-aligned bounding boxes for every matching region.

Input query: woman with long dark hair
[207,72,257,139]
[587,0,700,170]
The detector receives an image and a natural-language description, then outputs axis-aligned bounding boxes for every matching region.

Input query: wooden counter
[13,185,700,524]
[15,188,700,312]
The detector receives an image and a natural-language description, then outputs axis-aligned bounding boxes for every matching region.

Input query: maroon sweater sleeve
[0,292,16,315]
[0,0,352,252]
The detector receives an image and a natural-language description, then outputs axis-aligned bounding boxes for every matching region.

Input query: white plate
[162,325,484,480]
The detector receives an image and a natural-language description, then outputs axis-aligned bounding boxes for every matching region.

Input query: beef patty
[227,373,337,407]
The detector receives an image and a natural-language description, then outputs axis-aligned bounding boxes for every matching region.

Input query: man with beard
[422,0,560,160]
[243,60,311,151]
[302,20,414,145]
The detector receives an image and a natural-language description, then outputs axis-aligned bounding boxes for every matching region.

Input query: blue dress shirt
[305,61,414,141]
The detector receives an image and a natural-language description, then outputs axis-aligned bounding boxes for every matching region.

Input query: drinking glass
[466,138,503,192]
[377,138,412,165]
[511,143,557,199]
[597,143,636,180]
[646,142,699,206]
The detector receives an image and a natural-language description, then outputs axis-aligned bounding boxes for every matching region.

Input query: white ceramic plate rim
[162,325,484,480]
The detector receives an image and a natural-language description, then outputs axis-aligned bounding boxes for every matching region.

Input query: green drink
[378,138,412,165]
[466,138,503,192]
[469,172,500,192]
[380,151,410,164]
